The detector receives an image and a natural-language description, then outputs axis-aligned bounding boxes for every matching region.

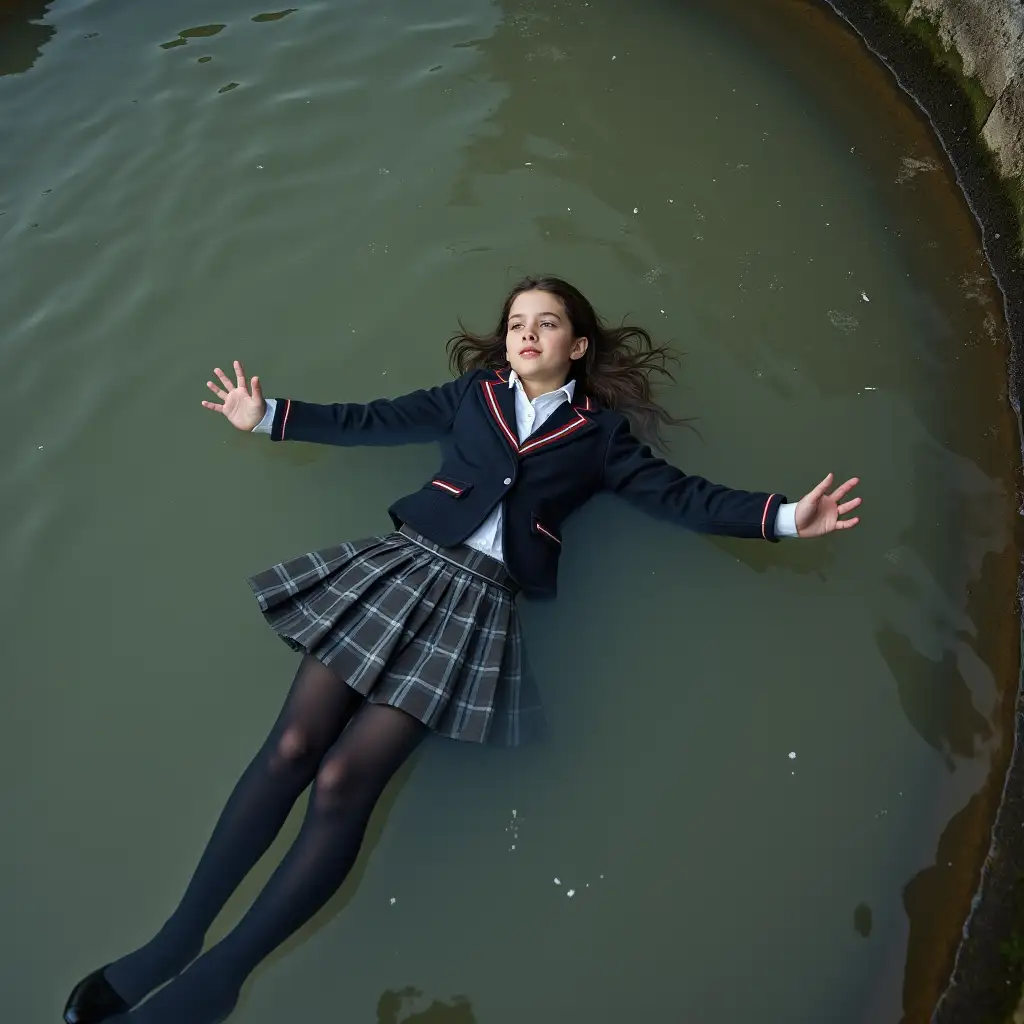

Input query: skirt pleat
[246,528,543,746]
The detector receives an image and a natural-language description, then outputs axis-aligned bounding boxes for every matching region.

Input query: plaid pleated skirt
[246,525,543,747]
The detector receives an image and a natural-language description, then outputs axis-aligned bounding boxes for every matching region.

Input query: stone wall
[900,0,1024,203]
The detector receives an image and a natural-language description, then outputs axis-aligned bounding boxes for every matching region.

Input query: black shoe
[63,967,130,1024]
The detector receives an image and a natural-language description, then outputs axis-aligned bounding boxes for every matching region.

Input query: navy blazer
[267,367,787,598]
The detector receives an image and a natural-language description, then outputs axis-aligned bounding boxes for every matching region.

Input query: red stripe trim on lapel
[281,398,292,439]
[482,380,520,450]
[519,410,588,454]
[761,494,776,539]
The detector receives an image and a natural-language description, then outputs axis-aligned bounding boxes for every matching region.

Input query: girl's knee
[313,754,371,807]
[275,725,314,766]
[314,756,353,798]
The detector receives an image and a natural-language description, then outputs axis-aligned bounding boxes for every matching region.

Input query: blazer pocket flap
[531,514,562,544]
[430,477,473,498]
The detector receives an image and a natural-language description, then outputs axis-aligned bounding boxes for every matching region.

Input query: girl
[64,276,861,1024]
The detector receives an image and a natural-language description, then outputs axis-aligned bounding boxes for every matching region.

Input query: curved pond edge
[814,1,1024,1021]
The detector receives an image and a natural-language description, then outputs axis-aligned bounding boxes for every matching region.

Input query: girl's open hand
[794,473,861,538]
[201,360,266,431]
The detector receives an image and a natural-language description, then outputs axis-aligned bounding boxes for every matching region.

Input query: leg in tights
[115,703,427,1024]
[103,655,365,1006]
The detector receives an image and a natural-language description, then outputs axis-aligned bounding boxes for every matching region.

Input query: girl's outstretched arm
[602,416,860,540]
[202,360,477,446]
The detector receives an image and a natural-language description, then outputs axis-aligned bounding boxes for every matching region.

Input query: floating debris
[506,809,520,851]
[895,156,940,184]
[828,310,859,334]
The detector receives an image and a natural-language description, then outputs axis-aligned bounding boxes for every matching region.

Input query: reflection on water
[876,623,992,770]
[378,987,477,1023]
[899,788,987,1024]
[160,25,226,51]
[0,1,54,77]
[252,10,299,24]
[159,10,299,51]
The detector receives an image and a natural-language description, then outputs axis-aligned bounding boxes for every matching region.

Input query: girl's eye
[542,321,556,328]
[510,323,523,330]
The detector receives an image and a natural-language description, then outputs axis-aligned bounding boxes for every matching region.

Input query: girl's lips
[520,349,540,357]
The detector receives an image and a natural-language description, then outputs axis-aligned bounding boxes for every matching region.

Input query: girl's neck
[518,371,570,402]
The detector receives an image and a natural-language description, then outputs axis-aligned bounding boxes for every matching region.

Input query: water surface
[0,1,1017,1022]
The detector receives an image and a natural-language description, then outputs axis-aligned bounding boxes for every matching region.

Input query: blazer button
[503,477,512,486]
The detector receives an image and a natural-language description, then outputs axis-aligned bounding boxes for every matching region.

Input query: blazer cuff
[761,493,788,541]
[251,398,277,434]
[775,502,799,538]
[269,398,292,441]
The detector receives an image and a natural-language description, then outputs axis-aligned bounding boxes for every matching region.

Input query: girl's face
[505,290,588,384]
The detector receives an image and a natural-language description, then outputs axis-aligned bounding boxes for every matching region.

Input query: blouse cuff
[252,398,277,434]
[775,502,799,538]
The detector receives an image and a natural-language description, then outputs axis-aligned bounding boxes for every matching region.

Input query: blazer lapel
[480,372,520,453]
[479,368,598,457]
[519,396,595,456]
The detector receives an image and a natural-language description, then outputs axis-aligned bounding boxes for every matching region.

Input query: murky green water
[2,1,1018,1022]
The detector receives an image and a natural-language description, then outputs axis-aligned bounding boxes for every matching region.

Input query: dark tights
[104,655,425,1024]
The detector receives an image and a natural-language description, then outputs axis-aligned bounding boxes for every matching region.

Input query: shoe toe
[64,968,129,1024]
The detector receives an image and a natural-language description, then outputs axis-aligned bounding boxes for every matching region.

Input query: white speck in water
[599,874,604,880]
[612,55,616,60]
[554,878,561,885]
[512,809,517,818]
[861,291,870,302]
[567,207,571,212]
[788,751,796,759]
[389,897,396,905]
[38,445,43,450]
[863,386,876,391]
[382,370,387,375]
[511,844,516,850]
[633,207,638,214]
[567,889,575,898]
[256,164,263,169]
[525,161,532,166]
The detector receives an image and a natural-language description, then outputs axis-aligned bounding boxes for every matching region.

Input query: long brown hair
[447,275,686,446]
